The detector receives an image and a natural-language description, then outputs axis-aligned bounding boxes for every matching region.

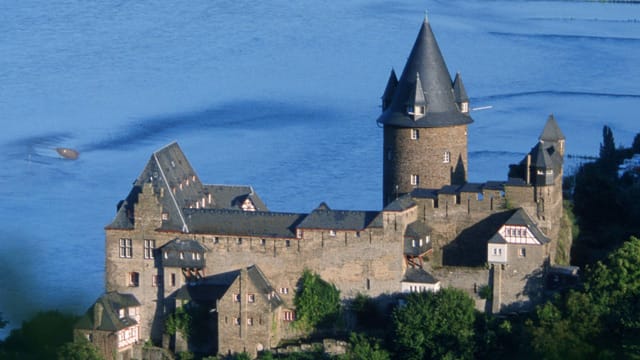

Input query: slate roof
[530,143,554,169]
[383,194,417,211]
[410,188,438,199]
[160,238,207,268]
[184,208,306,238]
[76,292,140,332]
[175,265,283,309]
[402,268,439,284]
[298,208,382,230]
[204,184,268,211]
[539,114,565,142]
[453,72,469,102]
[489,208,550,244]
[377,17,473,128]
[381,69,398,106]
[404,221,433,256]
[459,182,484,193]
[106,142,270,232]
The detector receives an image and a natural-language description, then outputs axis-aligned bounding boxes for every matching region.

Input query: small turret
[406,73,427,120]
[539,114,565,157]
[381,69,398,111]
[453,72,469,114]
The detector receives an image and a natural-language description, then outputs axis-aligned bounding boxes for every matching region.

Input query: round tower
[378,15,473,206]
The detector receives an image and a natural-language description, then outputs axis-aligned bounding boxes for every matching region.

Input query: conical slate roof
[381,69,398,109]
[377,16,473,128]
[453,72,469,102]
[530,143,553,169]
[539,114,565,142]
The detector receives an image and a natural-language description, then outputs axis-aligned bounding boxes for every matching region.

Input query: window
[419,238,423,246]
[519,248,526,257]
[234,294,241,302]
[279,287,289,295]
[411,129,419,140]
[283,310,295,321]
[443,151,451,163]
[237,238,243,245]
[128,272,139,287]
[170,273,176,287]
[329,230,336,237]
[247,318,254,326]
[285,240,291,248]
[144,239,155,259]
[152,275,158,287]
[248,294,255,303]
[179,252,184,260]
[460,102,469,113]
[234,317,240,325]
[162,212,169,221]
[164,251,168,259]
[260,239,266,246]
[119,309,125,318]
[412,239,416,247]
[119,238,132,258]
[213,237,219,244]
[411,174,419,186]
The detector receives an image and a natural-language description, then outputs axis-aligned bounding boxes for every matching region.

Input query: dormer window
[411,129,419,140]
[407,105,425,117]
[443,151,451,163]
[460,102,469,113]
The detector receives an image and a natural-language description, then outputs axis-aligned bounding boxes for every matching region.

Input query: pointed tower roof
[407,72,427,107]
[539,114,565,142]
[377,15,473,128]
[453,72,469,102]
[381,69,398,106]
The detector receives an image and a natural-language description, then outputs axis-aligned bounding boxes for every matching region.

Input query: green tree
[392,288,476,360]
[344,332,390,360]
[165,306,191,340]
[56,338,103,360]
[0,310,77,360]
[599,125,616,162]
[294,269,341,330]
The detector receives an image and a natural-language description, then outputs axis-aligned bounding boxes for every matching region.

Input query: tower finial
[424,9,429,23]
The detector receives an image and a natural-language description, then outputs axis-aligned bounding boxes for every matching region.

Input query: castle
[75,16,567,359]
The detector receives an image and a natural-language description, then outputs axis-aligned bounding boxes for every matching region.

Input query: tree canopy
[294,269,341,331]
[392,288,476,360]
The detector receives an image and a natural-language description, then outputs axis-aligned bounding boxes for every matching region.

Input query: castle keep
[76,16,566,359]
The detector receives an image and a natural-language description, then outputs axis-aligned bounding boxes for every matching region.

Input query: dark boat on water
[56,147,79,160]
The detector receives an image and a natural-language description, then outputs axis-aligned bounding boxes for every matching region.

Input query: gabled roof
[184,208,306,238]
[75,292,140,332]
[489,208,550,245]
[298,208,382,231]
[402,268,439,285]
[539,114,565,142]
[175,265,283,309]
[407,73,427,107]
[453,72,469,102]
[377,16,473,128]
[160,238,207,268]
[404,221,433,256]
[204,184,268,211]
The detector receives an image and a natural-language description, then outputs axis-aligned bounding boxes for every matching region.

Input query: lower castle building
[76,15,568,360]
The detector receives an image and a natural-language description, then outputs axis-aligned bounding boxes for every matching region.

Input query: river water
[1,0,638,336]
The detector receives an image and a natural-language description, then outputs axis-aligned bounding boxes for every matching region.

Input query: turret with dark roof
[381,15,473,205]
[377,15,473,128]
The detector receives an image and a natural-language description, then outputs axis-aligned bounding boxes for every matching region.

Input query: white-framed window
[119,238,132,258]
[119,309,125,318]
[213,237,219,244]
[162,212,169,220]
[329,230,336,237]
[279,287,289,295]
[237,238,243,245]
[411,174,419,186]
[233,294,241,302]
[411,129,419,140]
[519,248,526,257]
[412,239,416,247]
[260,239,266,246]
[144,239,155,259]
[152,275,158,287]
[248,294,255,303]
[179,252,184,260]
[247,318,254,326]
[234,317,240,325]
[443,151,451,163]
[460,102,469,113]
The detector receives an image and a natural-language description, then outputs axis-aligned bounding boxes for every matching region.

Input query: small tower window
[460,102,469,113]
[411,174,419,186]
[443,151,451,163]
[411,129,419,140]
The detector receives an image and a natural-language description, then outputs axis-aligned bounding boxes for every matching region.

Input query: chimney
[526,154,531,184]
